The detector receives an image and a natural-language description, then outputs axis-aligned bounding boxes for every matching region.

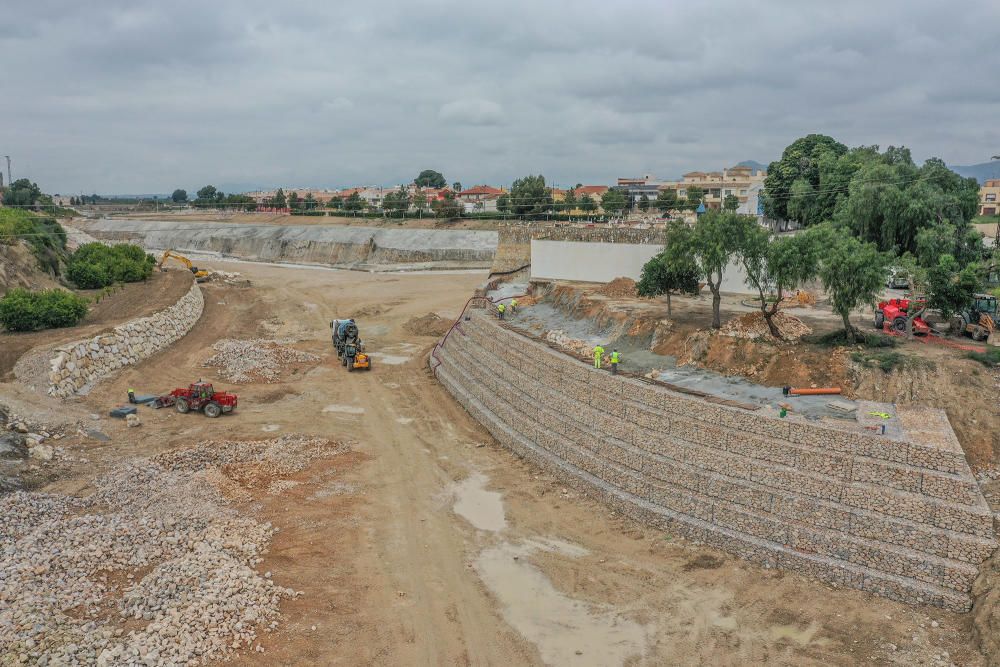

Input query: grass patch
[851,349,935,373]
[967,348,1000,367]
[805,329,899,349]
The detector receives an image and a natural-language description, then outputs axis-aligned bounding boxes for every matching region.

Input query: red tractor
[875,297,931,335]
[156,382,238,417]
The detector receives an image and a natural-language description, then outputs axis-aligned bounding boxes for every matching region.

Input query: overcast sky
[4,0,999,194]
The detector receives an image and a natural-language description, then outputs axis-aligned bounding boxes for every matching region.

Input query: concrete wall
[48,284,204,398]
[530,239,752,293]
[433,313,997,611]
[82,220,498,269]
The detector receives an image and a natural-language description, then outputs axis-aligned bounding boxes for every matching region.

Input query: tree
[414,170,446,188]
[452,182,463,193]
[816,225,889,342]
[636,221,700,316]
[736,221,824,338]
[684,186,704,207]
[411,190,428,214]
[723,193,740,213]
[509,175,552,216]
[688,210,744,328]
[272,188,286,209]
[563,188,577,213]
[287,191,301,210]
[3,179,43,208]
[196,185,218,201]
[303,193,317,210]
[578,194,596,213]
[763,134,849,222]
[638,194,650,212]
[497,193,511,214]
[655,189,677,214]
[327,196,343,210]
[926,255,982,321]
[343,191,365,212]
[600,189,628,215]
[432,191,462,218]
[171,189,188,203]
[382,190,410,217]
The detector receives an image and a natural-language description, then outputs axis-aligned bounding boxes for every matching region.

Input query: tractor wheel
[348,360,354,372]
[342,355,347,367]
[367,360,373,371]
[204,402,222,418]
[175,398,190,414]
[893,316,907,333]
[874,311,885,329]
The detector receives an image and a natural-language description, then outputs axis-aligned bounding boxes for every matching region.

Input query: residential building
[457,185,504,203]
[660,166,767,211]
[980,179,1000,217]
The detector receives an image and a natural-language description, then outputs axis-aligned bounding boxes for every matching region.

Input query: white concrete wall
[530,239,753,294]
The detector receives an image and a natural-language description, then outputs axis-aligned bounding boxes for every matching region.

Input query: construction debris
[719,311,812,341]
[597,277,638,299]
[204,339,320,383]
[0,435,345,665]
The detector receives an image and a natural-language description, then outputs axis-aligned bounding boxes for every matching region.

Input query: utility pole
[3,156,10,187]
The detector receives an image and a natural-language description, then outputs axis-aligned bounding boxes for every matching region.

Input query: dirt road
[21,260,989,666]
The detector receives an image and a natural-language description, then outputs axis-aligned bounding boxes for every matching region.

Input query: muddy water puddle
[451,472,650,664]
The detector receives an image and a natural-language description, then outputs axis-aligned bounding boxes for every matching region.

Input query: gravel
[0,434,345,665]
[203,339,320,383]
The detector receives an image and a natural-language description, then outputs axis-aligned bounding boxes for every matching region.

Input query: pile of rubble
[404,312,452,337]
[597,277,638,299]
[543,330,598,360]
[0,435,345,665]
[0,404,70,464]
[204,339,320,383]
[719,311,812,341]
[206,270,250,286]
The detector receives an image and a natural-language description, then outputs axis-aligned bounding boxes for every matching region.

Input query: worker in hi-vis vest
[610,349,621,375]
[510,298,518,314]
[592,344,604,369]
[497,303,506,320]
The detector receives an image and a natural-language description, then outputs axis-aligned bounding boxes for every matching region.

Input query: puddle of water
[261,424,281,432]
[322,404,365,414]
[476,540,649,666]
[395,417,414,425]
[451,472,507,532]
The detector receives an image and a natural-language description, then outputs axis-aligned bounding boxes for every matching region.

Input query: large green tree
[763,134,848,223]
[3,179,43,208]
[816,225,889,342]
[171,189,187,203]
[600,189,628,215]
[684,186,704,207]
[509,175,552,216]
[655,189,677,214]
[578,194,596,213]
[272,188,286,209]
[414,170,446,188]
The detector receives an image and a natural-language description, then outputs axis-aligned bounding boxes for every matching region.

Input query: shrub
[0,209,68,274]
[0,288,88,331]
[67,243,154,289]
[967,348,1000,367]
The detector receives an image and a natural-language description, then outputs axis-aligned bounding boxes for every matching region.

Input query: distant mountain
[948,161,1000,184]
[736,160,769,172]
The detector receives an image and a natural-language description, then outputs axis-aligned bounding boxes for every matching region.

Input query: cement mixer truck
[330,319,372,372]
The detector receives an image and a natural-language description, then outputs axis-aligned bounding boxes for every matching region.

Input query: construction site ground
[2,261,996,665]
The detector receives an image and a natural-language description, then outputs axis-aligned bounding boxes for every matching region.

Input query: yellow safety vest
[610,352,620,363]
[498,304,505,312]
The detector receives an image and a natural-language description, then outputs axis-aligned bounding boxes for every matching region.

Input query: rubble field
[203,339,321,384]
[0,435,347,666]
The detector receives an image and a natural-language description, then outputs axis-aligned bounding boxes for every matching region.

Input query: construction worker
[497,302,506,320]
[610,349,621,375]
[127,388,136,404]
[510,298,518,315]
[592,344,604,369]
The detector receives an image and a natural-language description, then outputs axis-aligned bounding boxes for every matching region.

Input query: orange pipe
[788,387,841,396]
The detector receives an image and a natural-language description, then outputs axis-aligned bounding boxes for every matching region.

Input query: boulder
[0,432,28,460]
[28,444,54,461]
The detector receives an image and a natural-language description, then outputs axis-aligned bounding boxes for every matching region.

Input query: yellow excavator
[158,250,211,282]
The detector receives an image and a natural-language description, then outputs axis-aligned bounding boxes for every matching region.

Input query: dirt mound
[404,313,452,337]
[720,311,812,341]
[597,277,637,299]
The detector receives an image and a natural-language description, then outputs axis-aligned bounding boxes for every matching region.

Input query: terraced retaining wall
[47,283,204,397]
[83,220,498,270]
[433,312,997,611]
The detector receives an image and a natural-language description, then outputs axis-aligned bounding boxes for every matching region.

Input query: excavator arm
[158,250,210,281]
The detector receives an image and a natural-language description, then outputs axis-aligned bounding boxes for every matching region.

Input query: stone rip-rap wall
[48,283,204,398]
[433,312,997,611]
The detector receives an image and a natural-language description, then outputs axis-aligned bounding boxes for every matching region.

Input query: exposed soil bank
[78,219,499,271]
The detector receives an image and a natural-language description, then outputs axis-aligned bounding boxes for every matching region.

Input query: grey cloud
[2,0,999,193]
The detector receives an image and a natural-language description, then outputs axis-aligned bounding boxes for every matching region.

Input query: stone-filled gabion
[432,312,998,612]
[48,284,204,398]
